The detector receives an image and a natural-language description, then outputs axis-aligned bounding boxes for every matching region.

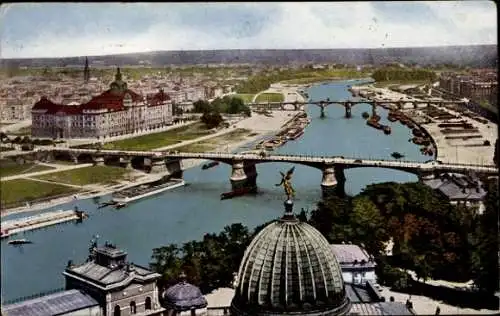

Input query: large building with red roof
[31,68,173,139]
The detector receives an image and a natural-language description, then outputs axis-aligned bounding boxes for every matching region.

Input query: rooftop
[2,289,99,316]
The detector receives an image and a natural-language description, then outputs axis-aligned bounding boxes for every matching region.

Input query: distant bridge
[27,148,497,198]
[248,99,468,118]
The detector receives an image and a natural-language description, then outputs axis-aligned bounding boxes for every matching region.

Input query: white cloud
[1,1,496,58]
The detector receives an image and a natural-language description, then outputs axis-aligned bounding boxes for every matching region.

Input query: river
[1,79,429,302]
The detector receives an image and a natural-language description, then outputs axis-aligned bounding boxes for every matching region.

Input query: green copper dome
[231,201,351,315]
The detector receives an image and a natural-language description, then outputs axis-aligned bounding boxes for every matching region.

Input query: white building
[31,68,173,139]
[331,244,377,285]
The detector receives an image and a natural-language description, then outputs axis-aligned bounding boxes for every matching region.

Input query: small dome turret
[162,273,208,312]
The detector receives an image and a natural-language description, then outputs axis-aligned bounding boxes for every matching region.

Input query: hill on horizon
[1,45,497,68]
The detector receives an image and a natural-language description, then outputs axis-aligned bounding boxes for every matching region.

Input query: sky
[0,1,497,59]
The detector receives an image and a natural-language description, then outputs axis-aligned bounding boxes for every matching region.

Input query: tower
[83,57,90,83]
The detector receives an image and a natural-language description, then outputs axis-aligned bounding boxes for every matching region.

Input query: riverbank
[351,84,497,165]
[0,111,300,218]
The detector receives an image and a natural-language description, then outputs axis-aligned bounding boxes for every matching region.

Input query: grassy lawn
[1,179,80,209]
[175,128,251,152]
[233,93,255,104]
[36,166,129,186]
[102,122,212,150]
[256,93,285,103]
[0,160,54,178]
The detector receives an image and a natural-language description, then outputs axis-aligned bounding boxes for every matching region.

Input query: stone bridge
[248,99,468,118]
[30,148,498,198]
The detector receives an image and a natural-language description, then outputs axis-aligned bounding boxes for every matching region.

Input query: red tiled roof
[147,90,171,106]
[81,89,143,111]
[32,89,144,115]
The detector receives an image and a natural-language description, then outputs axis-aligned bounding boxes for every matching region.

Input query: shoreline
[1,111,301,218]
[352,84,497,166]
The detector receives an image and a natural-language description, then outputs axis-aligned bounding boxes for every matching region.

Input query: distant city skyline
[0,1,497,59]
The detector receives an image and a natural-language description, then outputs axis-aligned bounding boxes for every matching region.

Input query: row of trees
[149,181,498,296]
[0,134,55,146]
[371,68,437,82]
[309,181,498,293]
[193,96,252,129]
[193,96,251,116]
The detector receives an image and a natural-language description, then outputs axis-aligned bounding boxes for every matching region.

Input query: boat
[391,152,405,159]
[383,126,392,135]
[98,201,116,209]
[362,112,370,119]
[220,186,257,200]
[112,179,185,203]
[8,239,32,245]
[366,119,383,130]
[388,115,398,122]
[202,161,219,170]
[115,202,127,209]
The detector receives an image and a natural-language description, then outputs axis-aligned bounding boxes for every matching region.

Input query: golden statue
[276,166,295,200]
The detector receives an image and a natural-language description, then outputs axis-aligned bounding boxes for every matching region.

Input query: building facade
[439,71,498,106]
[31,68,173,139]
[331,244,377,285]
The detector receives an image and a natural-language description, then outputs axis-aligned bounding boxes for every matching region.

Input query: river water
[1,80,429,302]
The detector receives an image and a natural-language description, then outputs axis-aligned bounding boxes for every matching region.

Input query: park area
[0,159,54,178]
[102,122,213,150]
[1,179,80,210]
[174,128,252,152]
[255,93,284,103]
[35,166,128,186]
[233,94,255,104]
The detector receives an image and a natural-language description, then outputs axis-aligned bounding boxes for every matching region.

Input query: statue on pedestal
[276,166,295,201]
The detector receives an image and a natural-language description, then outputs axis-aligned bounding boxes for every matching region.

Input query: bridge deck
[44,148,498,174]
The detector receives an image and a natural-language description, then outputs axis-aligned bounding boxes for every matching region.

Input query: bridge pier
[321,165,337,199]
[120,157,133,169]
[320,104,326,118]
[230,160,249,190]
[243,162,258,190]
[92,156,105,166]
[44,151,55,163]
[345,103,352,118]
[166,159,183,178]
[334,165,346,198]
[419,170,435,181]
[149,158,167,173]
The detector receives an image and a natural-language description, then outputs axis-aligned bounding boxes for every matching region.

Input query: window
[130,301,137,314]
[145,297,152,310]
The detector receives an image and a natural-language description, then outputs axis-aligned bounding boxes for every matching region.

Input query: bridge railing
[53,148,496,169]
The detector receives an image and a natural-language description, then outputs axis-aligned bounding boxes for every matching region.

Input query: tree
[149,244,183,289]
[471,180,499,294]
[349,196,388,256]
[201,111,223,129]
[193,100,211,113]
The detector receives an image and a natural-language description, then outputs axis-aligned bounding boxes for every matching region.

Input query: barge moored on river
[111,178,185,204]
[1,209,88,239]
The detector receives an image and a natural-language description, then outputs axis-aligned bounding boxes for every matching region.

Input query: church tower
[83,57,90,83]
